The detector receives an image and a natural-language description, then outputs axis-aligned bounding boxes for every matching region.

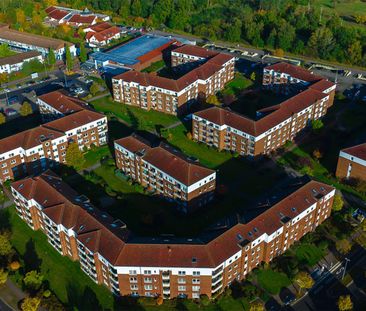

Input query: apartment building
[0,51,43,74]
[0,24,76,60]
[36,90,89,121]
[192,63,336,156]
[11,171,335,299]
[112,45,235,115]
[0,95,107,183]
[336,142,366,181]
[114,134,216,211]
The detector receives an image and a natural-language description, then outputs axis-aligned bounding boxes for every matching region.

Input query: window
[178,271,186,276]
[143,270,151,275]
[178,278,186,284]
[178,286,186,291]
[129,270,137,275]
[144,285,152,290]
[192,286,200,292]
[144,277,152,283]
[193,271,200,276]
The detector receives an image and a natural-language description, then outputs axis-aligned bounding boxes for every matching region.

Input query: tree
[19,102,33,117]
[206,94,220,106]
[273,48,285,57]
[0,233,12,257]
[89,82,99,96]
[48,48,56,67]
[23,270,44,291]
[294,271,314,293]
[311,119,324,131]
[65,45,73,72]
[336,239,352,255]
[250,72,256,81]
[354,15,366,24]
[332,194,344,212]
[308,27,334,59]
[0,269,8,285]
[9,261,20,271]
[249,300,265,311]
[79,43,87,63]
[313,148,323,160]
[21,297,41,311]
[65,143,85,170]
[15,8,26,25]
[0,112,5,125]
[338,295,353,311]
[348,41,362,64]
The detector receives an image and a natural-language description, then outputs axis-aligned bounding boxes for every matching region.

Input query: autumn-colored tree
[0,112,5,125]
[21,297,41,311]
[32,13,42,25]
[311,119,324,131]
[23,270,44,291]
[249,300,265,311]
[206,94,220,106]
[0,233,12,257]
[332,194,344,212]
[0,73,8,83]
[348,41,362,64]
[273,48,285,57]
[186,132,193,140]
[19,102,33,117]
[294,271,314,293]
[9,261,20,271]
[336,239,352,255]
[89,82,99,96]
[0,268,8,285]
[354,14,366,24]
[313,148,323,160]
[156,296,163,305]
[338,295,353,311]
[65,142,85,170]
[16,9,26,25]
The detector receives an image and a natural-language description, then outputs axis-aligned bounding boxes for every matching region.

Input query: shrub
[156,296,163,305]
[9,261,20,271]
[200,295,210,306]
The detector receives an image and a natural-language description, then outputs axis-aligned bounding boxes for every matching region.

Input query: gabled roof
[341,143,366,161]
[172,45,218,59]
[68,14,96,25]
[265,62,322,82]
[38,90,87,114]
[0,51,41,66]
[48,9,69,21]
[115,135,215,186]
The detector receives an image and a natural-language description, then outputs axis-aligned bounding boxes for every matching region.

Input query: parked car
[5,108,17,117]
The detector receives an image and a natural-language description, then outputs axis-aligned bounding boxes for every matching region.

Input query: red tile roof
[115,135,215,186]
[172,45,218,59]
[85,25,120,42]
[68,14,97,25]
[38,90,88,114]
[45,6,57,14]
[341,143,366,162]
[48,9,69,21]
[195,87,328,137]
[265,62,322,82]
[12,171,334,268]
[86,22,112,33]
[114,48,234,93]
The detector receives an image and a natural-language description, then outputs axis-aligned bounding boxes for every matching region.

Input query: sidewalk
[0,279,26,310]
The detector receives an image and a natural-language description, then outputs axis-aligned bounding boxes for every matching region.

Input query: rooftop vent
[192,257,197,263]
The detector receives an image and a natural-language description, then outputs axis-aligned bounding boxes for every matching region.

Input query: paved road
[292,246,366,311]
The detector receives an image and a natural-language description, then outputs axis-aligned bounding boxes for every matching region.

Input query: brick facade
[11,171,335,299]
[336,143,366,181]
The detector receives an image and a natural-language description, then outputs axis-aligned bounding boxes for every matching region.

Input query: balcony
[211,275,223,286]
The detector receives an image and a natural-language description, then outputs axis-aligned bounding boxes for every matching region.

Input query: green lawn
[89,96,179,132]
[222,73,253,96]
[294,243,325,266]
[83,145,112,168]
[256,269,291,295]
[8,207,114,309]
[162,124,232,168]
[141,60,166,73]
[315,0,366,17]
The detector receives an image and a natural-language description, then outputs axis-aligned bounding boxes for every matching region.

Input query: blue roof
[90,35,172,66]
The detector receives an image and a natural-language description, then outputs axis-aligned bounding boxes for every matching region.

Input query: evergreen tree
[79,43,87,63]
[65,45,73,72]
[47,48,56,66]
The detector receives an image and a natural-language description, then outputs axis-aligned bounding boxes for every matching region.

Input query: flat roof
[90,34,174,66]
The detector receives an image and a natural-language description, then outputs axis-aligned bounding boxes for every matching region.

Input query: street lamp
[342,257,350,280]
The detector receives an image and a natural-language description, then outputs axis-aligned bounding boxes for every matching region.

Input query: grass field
[141,60,166,73]
[256,269,291,295]
[8,207,115,309]
[222,73,253,96]
[89,96,179,132]
[295,243,325,266]
[315,0,366,17]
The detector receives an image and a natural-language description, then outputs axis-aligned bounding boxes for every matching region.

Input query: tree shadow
[0,208,11,232]
[23,238,42,272]
[66,283,103,311]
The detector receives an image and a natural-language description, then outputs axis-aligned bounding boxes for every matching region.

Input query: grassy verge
[294,243,325,266]
[89,96,179,132]
[256,269,291,295]
[83,145,112,168]
[141,60,166,73]
[222,73,253,96]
